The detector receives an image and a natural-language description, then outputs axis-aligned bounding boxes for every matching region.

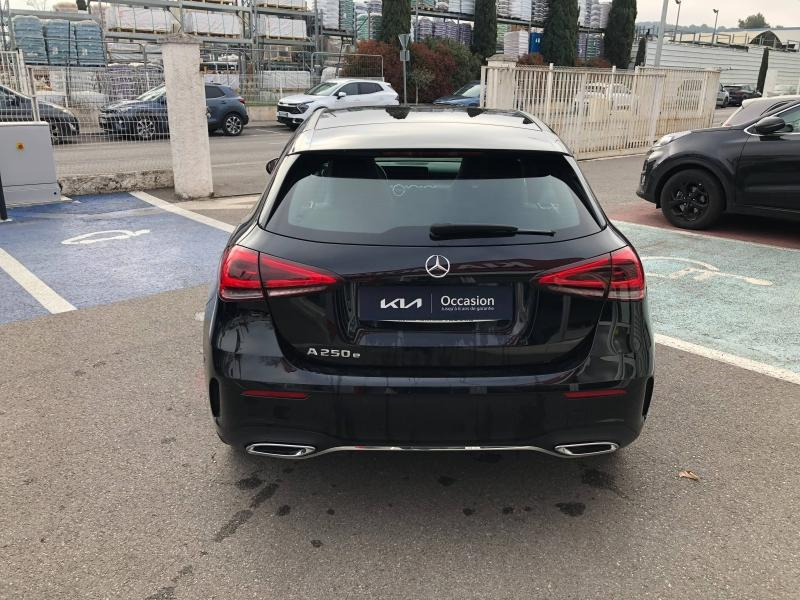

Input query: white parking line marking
[0,247,76,314]
[62,229,150,245]
[656,334,800,386]
[130,191,235,233]
[615,220,800,253]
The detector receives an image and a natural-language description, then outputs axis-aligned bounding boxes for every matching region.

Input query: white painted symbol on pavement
[61,229,151,245]
[641,256,773,287]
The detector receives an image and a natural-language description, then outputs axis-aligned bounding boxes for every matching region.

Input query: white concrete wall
[162,36,213,199]
[644,41,800,88]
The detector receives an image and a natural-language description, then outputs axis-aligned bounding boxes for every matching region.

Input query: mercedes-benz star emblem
[425,255,450,278]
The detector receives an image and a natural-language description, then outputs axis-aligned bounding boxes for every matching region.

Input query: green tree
[76,0,87,10]
[604,0,637,69]
[634,35,647,66]
[427,37,481,85]
[540,0,578,66]
[380,0,411,46]
[738,13,769,29]
[757,48,769,93]
[409,68,434,103]
[471,0,497,59]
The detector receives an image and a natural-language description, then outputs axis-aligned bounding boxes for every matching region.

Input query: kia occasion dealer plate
[358,285,513,322]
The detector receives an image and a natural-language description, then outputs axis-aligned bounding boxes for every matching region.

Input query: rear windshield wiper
[430,223,556,240]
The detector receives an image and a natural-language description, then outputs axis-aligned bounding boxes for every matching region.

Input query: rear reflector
[564,389,627,399]
[218,245,340,301]
[536,246,646,301]
[242,390,308,400]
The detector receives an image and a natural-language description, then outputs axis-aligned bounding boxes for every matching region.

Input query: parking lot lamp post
[712,9,719,45]
[654,0,669,66]
[673,0,682,42]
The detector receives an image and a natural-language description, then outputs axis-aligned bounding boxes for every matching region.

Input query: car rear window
[263,151,602,246]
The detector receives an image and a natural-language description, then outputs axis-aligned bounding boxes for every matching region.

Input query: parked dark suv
[99,83,248,140]
[204,106,654,461]
[637,99,800,229]
[0,83,80,141]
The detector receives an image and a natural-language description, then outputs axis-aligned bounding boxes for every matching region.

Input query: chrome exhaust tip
[554,442,619,457]
[245,443,316,458]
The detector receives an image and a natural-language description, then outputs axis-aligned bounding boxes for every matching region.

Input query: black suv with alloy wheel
[637,99,800,229]
[204,106,654,461]
[99,83,248,140]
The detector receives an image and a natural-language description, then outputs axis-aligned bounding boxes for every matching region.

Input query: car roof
[741,95,800,108]
[323,78,386,84]
[288,106,569,154]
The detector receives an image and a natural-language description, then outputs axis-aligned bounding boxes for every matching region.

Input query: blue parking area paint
[0,193,230,321]
[0,267,50,324]
[616,222,800,376]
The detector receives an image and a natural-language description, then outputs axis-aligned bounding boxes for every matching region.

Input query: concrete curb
[59,170,174,196]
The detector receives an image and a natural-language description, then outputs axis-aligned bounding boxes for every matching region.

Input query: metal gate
[482,63,720,159]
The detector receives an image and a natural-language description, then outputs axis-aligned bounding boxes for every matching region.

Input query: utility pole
[654,0,669,66]
[712,9,719,45]
[673,0,682,42]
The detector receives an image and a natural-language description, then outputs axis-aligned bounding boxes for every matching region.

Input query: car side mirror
[266,157,279,174]
[335,91,347,99]
[753,116,786,135]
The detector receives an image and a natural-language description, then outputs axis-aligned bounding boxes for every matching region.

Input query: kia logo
[425,255,450,278]
[380,298,423,309]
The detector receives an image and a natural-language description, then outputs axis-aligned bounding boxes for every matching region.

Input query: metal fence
[481,63,720,159]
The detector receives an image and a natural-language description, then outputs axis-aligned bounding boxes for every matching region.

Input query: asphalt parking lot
[2,109,799,598]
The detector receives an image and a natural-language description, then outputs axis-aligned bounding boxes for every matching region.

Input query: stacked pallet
[339,0,354,30]
[183,11,242,36]
[43,19,79,65]
[73,20,106,66]
[318,0,340,28]
[12,16,48,64]
[255,0,306,9]
[506,0,531,20]
[458,22,472,45]
[104,6,172,33]
[256,15,307,38]
[503,29,528,58]
[531,0,549,24]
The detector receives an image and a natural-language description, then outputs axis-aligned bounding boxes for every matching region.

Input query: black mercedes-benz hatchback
[204,106,654,460]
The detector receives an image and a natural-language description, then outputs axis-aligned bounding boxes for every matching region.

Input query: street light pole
[712,9,719,45]
[673,0,682,42]
[654,0,670,67]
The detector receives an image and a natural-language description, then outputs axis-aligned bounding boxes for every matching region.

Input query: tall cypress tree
[540,0,578,66]
[471,0,497,59]
[604,0,637,69]
[634,35,647,66]
[380,0,411,46]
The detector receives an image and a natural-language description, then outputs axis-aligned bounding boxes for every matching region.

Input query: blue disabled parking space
[0,267,51,325]
[616,221,800,376]
[0,193,230,323]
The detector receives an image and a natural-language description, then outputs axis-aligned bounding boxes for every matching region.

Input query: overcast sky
[634,0,796,28]
[7,0,799,30]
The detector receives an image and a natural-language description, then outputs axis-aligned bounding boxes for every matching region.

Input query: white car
[276,78,399,129]
[573,83,637,112]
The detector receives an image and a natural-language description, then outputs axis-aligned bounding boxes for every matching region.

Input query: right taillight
[219,245,340,301]
[536,246,645,301]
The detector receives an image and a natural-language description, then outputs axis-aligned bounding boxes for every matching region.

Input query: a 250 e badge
[307,348,361,358]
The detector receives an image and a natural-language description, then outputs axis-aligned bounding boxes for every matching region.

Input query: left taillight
[536,246,645,301]
[219,246,340,301]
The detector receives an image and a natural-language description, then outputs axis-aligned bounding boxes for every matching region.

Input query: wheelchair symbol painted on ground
[641,256,773,287]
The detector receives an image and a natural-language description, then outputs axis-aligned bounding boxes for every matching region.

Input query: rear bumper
[205,303,655,457]
[210,374,653,456]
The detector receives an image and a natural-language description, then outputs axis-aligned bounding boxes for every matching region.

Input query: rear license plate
[359,286,513,322]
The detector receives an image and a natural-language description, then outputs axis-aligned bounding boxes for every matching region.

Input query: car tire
[135,116,157,141]
[660,168,725,230]
[223,113,244,136]
[48,121,65,144]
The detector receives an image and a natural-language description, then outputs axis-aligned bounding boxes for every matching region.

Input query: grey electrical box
[0,122,60,207]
